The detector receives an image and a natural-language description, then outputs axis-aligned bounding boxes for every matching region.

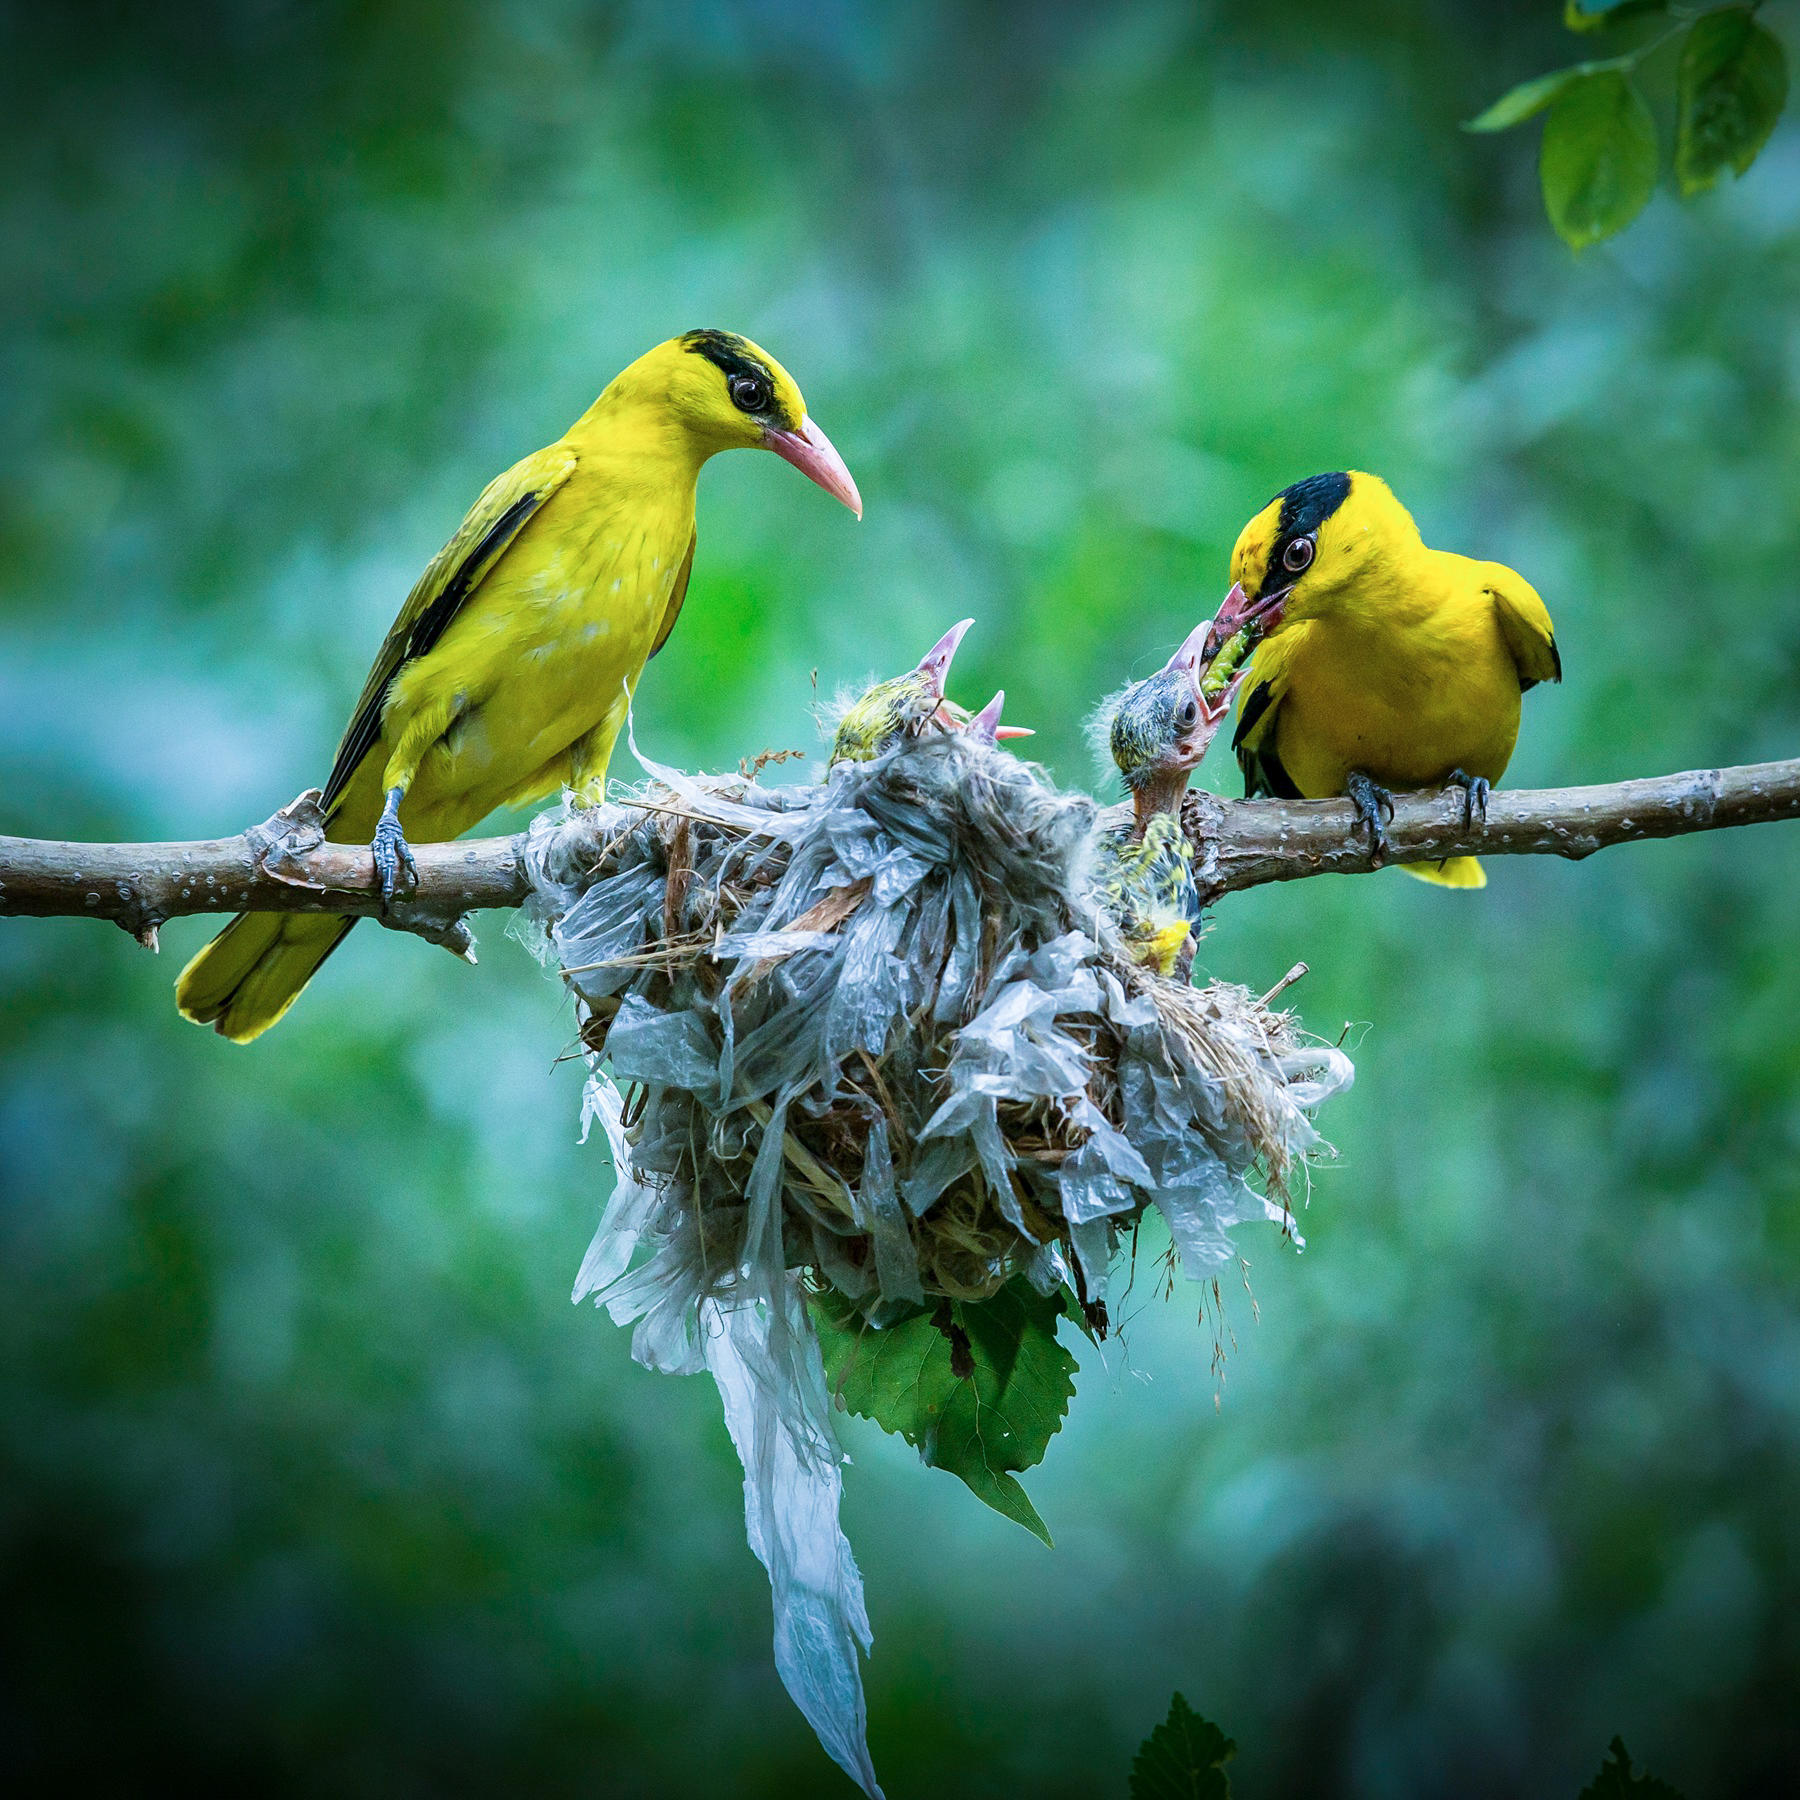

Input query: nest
[522,732,1349,1332]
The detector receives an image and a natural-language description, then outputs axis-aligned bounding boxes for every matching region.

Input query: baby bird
[1088,622,1238,978]
[827,622,1030,766]
[828,619,974,767]
[1207,471,1559,888]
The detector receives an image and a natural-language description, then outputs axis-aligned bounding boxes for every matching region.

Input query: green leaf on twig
[1465,65,1593,133]
[1541,69,1659,250]
[1129,1693,1237,1800]
[810,1278,1076,1546]
[1675,8,1788,196]
[1576,1735,1687,1799]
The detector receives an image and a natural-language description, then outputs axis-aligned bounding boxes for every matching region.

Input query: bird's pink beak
[763,415,862,518]
[914,620,1034,738]
[1204,579,1287,659]
[964,690,1006,744]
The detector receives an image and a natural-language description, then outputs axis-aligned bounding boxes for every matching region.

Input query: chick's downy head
[828,619,973,766]
[1098,621,1234,821]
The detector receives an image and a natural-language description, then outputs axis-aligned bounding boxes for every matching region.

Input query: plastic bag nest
[517,730,1351,1797]
[526,733,1348,1323]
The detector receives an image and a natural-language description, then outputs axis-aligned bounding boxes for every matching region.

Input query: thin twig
[1259,963,1309,1008]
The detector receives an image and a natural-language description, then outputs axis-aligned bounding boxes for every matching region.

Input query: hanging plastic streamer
[518,728,1352,1796]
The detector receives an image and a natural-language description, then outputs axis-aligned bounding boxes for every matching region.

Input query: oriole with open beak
[1207,471,1559,888]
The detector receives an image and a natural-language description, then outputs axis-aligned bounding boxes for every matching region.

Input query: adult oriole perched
[179,329,860,1041]
[1208,471,1559,888]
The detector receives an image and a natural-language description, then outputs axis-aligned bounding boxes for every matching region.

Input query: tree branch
[0,791,521,954]
[2,759,1796,946]
[1185,756,1800,903]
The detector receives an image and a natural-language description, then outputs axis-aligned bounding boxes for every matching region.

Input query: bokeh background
[4,2,1799,1795]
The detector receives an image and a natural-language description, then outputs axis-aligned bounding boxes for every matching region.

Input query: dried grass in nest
[523,731,1350,1327]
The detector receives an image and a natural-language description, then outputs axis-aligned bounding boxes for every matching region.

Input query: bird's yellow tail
[1402,856,1487,890]
[176,912,356,1043]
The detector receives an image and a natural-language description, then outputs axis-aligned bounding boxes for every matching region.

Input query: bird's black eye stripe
[680,328,785,421]
[1272,471,1351,539]
[1253,472,1347,598]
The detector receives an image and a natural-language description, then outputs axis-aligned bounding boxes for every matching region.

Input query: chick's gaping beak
[762,414,863,518]
[1203,579,1290,659]
[916,618,975,703]
[1161,618,1214,678]
[1199,671,1245,728]
[937,699,1033,738]
[965,690,1006,744]
[914,619,1035,738]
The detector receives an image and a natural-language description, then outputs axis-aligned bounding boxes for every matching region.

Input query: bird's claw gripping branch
[241,790,475,961]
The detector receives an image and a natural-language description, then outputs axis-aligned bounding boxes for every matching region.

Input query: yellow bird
[1207,471,1559,888]
[178,329,861,1041]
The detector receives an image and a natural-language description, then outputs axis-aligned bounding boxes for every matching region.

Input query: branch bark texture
[1186,757,1800,903]
[2,759,1796,944]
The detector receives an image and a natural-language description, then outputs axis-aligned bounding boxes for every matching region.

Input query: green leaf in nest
[1465,66,1591,134]
[1675,8,1788,197]
[810,1279,1076,1546]
[1540,69,1659,250]
[1575,1735,1688,1800]
[1563,1,1669,35]
[1129,1693,1237,1800]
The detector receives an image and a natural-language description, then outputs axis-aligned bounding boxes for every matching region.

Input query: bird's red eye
[729,374,771,413]
[1283,536,1315,574]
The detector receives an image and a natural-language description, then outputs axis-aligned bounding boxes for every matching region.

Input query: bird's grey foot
[1444,768,1491,833]
[1345,769,1396,864]
[372,786,417,905]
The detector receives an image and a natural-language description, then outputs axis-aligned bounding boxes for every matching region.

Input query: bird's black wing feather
[1232,680,1301,799]
[318,445,575,815]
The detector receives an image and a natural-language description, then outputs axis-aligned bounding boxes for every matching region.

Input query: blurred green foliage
[1121,1702,1689,1800]
[1468,2,1790,248]
[2,2,1798,1796]
[1577,1735,1689,1798]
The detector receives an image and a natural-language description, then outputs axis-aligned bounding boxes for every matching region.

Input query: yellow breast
[1271,562,1523,797]
[394,462,694,824]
